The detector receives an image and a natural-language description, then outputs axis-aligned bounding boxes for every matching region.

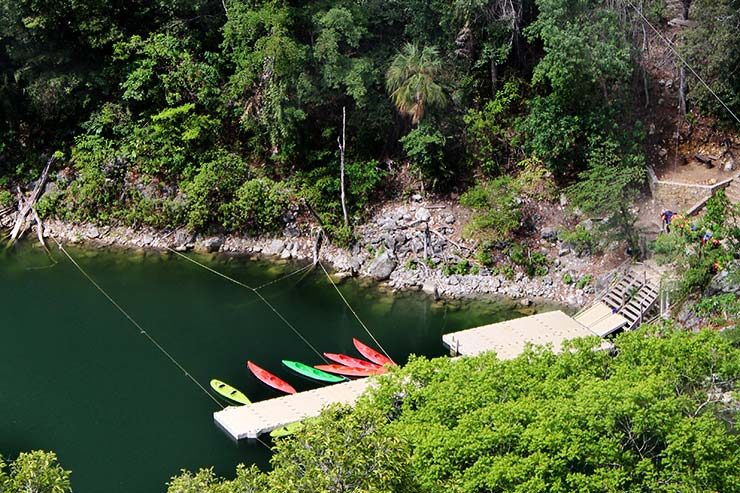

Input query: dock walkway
[215,378,372,440]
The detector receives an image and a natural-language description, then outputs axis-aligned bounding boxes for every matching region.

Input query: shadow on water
[0,242,560,493]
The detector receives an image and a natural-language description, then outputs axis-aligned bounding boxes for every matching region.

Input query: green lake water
[1,243,555,492]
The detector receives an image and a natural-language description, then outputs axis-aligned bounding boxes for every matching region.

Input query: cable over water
[317,260,393,361]
[165,247,328,363]
[50,236,224,409]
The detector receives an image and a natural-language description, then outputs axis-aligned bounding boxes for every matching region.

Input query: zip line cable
[317,260,393,361]
[165,247,328,363]
[50,237,224,409]
[625,0,740,125]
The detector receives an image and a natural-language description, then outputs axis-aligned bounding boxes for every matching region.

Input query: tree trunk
[338,106,349,228]
[678,65,687,116]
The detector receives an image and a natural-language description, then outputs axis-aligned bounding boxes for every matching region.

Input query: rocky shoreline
[36,196,625,307]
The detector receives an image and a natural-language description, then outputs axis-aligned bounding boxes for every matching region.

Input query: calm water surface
[1,243,554,492]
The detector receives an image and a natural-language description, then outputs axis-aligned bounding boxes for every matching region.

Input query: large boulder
[704,261,740,297]
[366,252,397,281]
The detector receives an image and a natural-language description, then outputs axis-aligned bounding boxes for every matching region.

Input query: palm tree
[385,44,447,125]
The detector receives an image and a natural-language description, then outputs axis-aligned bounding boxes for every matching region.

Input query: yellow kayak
[210,379,251,405]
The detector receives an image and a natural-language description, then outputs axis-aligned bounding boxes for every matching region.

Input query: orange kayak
[314,364,387,377]
[323,352,380,370]
[247,361,296,394]
[353,338,396,366]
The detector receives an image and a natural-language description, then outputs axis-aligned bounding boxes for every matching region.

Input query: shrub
[651,231,687,266]
[460,177,520,242]
[475,241,496,267]
[562,272,573,285]
[442,259,471,276]
[225,178,289,233]
[576,274,593,289]
[694,293,740,328]
[184,152,249,230]
[400,124,449,189]
[559,225,598,255]
[508,243,549,277]
[0,189,13,208]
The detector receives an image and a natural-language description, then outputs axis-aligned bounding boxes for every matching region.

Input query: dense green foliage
[651,191,739,296]
[0,450,71,493]
[164,324,739,492]
[1,0,734,246]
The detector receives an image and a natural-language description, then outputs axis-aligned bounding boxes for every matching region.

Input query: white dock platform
[215,310,604,440]
[214,378,373,440]
[442,310,598,358]
[574,302,628,337]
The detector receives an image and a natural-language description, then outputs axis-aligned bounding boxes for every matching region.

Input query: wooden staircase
[575,269,661,336]
[600,271,660,331]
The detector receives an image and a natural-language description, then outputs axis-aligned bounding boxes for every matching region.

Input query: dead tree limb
[8,157,54,246]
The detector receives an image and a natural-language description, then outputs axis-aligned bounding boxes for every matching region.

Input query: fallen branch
[431,228,470,251]
[8,157,54,246]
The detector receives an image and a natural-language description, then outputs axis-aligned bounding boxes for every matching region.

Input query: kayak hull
[210,379,251,405]
[247,361,297,394]
[353,338,396,367]
[314,364,387,377]
[323,352,380,370]
[282,360,345,383]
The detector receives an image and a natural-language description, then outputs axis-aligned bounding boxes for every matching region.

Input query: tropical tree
[0,450,71,493]
[385,43,447,125]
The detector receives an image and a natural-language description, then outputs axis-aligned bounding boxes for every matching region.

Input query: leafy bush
[463,79,525,176]
[442,259,471,276]
[184,152,250,230]
[694,293,740,328]
[651,231,687,266]
[575,274,593,289]
[474,241,496,267]
[515,157,556,200]
[559,225,598,256]
[0,189,13,208]
[460,177,520,242]
[225,178,289,233]
[508,243,549,277]
[400,125,449,189]
[562,272,573,284]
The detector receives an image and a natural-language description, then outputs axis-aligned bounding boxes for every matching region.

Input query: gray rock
[366,252,397,281]
[558,246,570,257]
[140,234,155,246]
[264,239,285,256]
[543,276,553,286]
[415,207,431,222]
[540,227,558,241]
[411,194,423,202]
[704,261,739,296]
[380,219,398,231]
[202,236,224,253]
[559,193,568,207]
[444,215,456,224]
[86,227,100,239]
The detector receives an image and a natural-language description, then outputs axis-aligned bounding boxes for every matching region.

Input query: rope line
[625,0,740,124]
[317,260,393,361]
[166,247,328,363]
[51,237,224,409]
[255,262,314,290]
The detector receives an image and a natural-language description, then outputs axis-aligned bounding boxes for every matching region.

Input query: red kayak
[314,364,387,377]
[353,338,396,367]
[323,352,380,370]
[247,361,296,394]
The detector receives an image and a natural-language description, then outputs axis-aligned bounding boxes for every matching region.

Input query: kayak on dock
[323,352,380,370]
[209,379,251,405]
[352,338,396,366]
[247,361,297,394]
[282,360,345,383]
[314,364,387,377]
[270,417,318,439]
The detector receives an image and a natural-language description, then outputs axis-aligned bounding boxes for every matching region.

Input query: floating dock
[442,310,598,358]
[214,377,372,440]
[215,310,606,439]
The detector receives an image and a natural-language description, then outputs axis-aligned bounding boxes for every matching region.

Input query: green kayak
[270,417,318,438]
[210,379,251,405]
[270,421,305,438]
[282,360,345,383]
